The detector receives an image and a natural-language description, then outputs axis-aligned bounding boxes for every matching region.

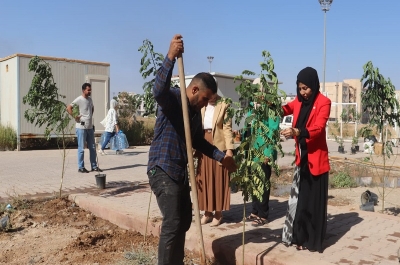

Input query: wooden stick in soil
[242,201,246,265]
[177,55,206,265]
[144,191,152,243]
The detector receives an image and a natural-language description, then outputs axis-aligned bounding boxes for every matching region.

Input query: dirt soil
[1,186,398,265]
[0,197,218,265]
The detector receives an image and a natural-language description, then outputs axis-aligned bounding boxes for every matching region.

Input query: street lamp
[207,56,214,73]
[318,0,333,94]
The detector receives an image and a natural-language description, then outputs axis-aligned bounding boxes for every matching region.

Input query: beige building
[0,53,110,150]
[281,93,296,105]
[322,79,362,122]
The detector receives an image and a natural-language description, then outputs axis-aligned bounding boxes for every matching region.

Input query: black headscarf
[295,67,320,130]
[295,67,320,172]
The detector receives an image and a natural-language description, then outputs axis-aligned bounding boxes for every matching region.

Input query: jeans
[251,164,271,219]
[76,128,97,170]
[101,131,115,150]
[148,166,192,265]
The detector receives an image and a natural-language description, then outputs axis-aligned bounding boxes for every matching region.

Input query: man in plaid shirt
[147,34,237,265]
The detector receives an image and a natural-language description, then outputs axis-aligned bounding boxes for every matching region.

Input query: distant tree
[22,56,75,197]
[138,39,165,116]
[114,92,141,119]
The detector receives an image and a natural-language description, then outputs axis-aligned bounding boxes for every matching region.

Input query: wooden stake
[177,56,206,264]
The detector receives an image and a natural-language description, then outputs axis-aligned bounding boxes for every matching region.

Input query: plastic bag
[110,131,129,150]
[100,116,108,127]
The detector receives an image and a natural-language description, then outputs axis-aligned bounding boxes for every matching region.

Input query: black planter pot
[95,174,106,189]
[355,145,359,152]
[351,147,357,154]
[338,146,345,153]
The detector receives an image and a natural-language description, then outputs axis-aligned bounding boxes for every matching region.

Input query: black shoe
[78,168,89,173]
[91,167,103,172]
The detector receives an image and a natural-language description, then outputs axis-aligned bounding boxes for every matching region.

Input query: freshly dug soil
[0,197,219,265]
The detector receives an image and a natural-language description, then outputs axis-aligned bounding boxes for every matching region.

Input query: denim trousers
[101,131,115,150]
[251,163,272,219]
[148,166,192,265]
[76,128,97,170]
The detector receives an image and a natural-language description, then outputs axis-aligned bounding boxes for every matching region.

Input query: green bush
[119,117,155,146]
[0,124,17,151]
[330,171,357,188]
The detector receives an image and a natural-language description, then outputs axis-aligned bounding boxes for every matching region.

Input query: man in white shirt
[66,83,102,173]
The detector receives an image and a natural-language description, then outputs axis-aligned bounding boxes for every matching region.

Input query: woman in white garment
[98,99,121,155]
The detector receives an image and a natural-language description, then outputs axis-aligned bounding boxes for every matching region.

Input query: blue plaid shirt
[147,57,225,182]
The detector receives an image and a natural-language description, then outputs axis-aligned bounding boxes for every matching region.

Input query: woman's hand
[281,127,300,138]
[221,155,237,173]
[225,149,234,157]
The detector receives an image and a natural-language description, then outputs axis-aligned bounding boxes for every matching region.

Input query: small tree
[22,56,75,197]
[225,51,285,265]
[113,91,141,119]
[331,119,345,152]
[138,39,165,116]
[360,61,400,210]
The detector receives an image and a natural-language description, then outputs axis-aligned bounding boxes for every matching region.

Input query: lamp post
[207,56,214,73]
[318,0,333,94]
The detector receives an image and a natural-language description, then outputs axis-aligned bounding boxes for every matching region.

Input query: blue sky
[1,0,399,97]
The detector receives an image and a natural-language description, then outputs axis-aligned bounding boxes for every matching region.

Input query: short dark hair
[82,83,91,91]
[191,73,217,93]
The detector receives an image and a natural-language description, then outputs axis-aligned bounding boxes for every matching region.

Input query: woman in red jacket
[280,67,331,252]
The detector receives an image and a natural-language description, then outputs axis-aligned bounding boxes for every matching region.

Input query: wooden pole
[177,55,206,264]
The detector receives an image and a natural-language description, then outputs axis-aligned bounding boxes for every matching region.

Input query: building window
[6,65,8,72]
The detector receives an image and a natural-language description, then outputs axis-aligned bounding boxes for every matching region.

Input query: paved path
[0,140,399,265]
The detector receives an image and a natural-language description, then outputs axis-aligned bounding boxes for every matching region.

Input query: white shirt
[104,108,118,132]
[71,96,93,129]
[203,104,215,130]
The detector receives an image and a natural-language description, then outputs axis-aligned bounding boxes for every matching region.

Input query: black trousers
[251,163,271,219]
[148,166,192,265]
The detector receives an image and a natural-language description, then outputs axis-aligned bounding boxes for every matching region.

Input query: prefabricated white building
[0,54,110,150]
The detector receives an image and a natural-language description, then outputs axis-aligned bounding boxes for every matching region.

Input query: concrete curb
[68,193,335,265]
[68,193,160,237]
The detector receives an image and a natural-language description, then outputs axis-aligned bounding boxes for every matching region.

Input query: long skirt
[196,132,230,212]
[282,166,329,252]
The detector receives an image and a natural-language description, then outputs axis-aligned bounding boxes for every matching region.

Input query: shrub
[330,171,357,188]
[0,124,17,151]
[119,116,155,146]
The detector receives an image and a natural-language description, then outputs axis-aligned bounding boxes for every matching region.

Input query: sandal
[246,214,258,222]
[296,245,307,251]
[251,217,268,227]
[201,215,213,225]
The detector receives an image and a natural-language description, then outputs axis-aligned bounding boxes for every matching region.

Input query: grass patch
[0,124,17,151]
[117,243,157,265]
[330,171,357,188]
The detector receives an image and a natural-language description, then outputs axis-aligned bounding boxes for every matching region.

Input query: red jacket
[282,93,331,175]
